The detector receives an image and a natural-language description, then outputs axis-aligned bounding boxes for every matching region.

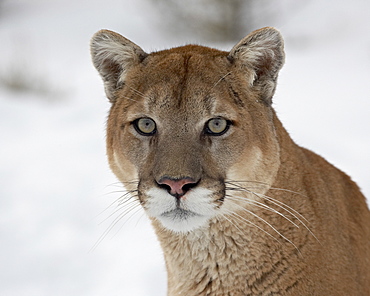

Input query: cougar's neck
[152,212,301,295]
[152,218,251,295]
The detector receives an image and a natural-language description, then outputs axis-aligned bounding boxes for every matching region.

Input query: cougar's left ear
[228,27,285,105]
[90,30,147,103]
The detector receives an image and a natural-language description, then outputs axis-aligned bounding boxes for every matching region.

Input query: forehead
[125,45,237,118]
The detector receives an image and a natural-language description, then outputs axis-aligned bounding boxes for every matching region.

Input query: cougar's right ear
[90,30,147,103]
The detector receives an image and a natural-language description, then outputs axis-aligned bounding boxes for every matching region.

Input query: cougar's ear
[90,30,147,102]
[228,27,285,105]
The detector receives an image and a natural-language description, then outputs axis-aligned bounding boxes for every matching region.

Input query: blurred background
[0,0,369,295]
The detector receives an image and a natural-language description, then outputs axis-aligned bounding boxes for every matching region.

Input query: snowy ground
[0,0,369,295]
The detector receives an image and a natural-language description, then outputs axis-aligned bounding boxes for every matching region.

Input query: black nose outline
[157,177,199,198]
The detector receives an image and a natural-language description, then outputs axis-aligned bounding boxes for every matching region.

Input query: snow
[0,0,369,295]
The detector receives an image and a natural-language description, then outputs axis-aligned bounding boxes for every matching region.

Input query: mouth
[161,207,199,220]
[145,186,217,232]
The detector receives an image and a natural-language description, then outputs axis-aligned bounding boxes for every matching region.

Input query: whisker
[227,201,299,248]
[105,180,139,187]
[99,195,139,225]
[225,186,268,192]
[225,180,271,188]
[269,187,309,198]
[116,193,138,207]
[226,182,309,224]
[98,190,138,217]
[128,86,147,99]
[224,203,301,255]
[256,193,320,244]
[256,193,309,224]
[217,210,256,238]
[91,192,141,252]
[222,208,282,247]
[225,182,320,244]
[101,199,140,233]
[211,72,232,90]
[226,180,308,199]
[134,210,147,227]
[91,201,141,252]
[104,183,124,189]
[116,95,138,102]
[128,86,145,96]
[225,194,300,229]
[104,189,133,197]
[218,212,251,238]
[111,205,144,237]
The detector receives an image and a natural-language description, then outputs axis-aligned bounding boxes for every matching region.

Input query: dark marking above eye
[228,86,245,107]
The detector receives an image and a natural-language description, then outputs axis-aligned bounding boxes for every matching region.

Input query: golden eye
[133,118,157,136]
[205,118,230,135]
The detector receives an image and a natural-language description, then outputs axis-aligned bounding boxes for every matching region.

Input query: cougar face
[103,46,280,232]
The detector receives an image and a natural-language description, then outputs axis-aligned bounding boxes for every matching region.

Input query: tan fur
[91,27,370,295]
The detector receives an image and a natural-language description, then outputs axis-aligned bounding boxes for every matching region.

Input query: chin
[157,210,211,233]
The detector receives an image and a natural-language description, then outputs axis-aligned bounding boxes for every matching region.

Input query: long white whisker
[226,195,300,229]
[98,190,137,217]
[218,213,245,237]
[99,196,139,225]
[222,208,282,247]
[111,205,144,237]
[134,210,147,227]
[226,181,308,198]
[225,180,271,188]
[225,201,301,254]
[258,193,321,244]
[241,189,319,244]
[128,86,147,99]
[226,183,320,245]
[211,72,232,90]
[122,95,138,102]
[105,180,139,187]
[226,183,309,224]
[91,198,141,252]
[227,181,310,205]
[258,193,310,224]
[269,187,309,198]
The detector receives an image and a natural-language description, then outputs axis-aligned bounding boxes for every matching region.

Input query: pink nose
[158,177,197,197]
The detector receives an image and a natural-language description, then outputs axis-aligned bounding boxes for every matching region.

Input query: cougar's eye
[133,118,157,136]
[205,117,230,136]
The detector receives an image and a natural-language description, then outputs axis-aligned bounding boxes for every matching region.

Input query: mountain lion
[90,27,370,295]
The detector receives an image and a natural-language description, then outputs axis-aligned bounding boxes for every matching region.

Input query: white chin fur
[159,212,211,233]
[145,187,217,233]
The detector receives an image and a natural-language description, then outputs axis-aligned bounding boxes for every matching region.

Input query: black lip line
[161,208,199,219]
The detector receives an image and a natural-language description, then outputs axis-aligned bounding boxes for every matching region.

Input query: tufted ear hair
[90,29,147,103]
[228,27,285,105]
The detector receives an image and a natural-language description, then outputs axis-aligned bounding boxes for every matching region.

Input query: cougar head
[90,27,285,233]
